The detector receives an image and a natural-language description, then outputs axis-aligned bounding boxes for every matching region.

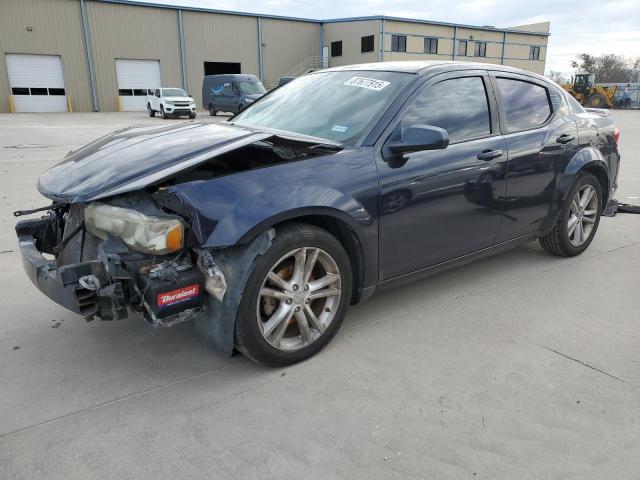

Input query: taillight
[614,126,620,145]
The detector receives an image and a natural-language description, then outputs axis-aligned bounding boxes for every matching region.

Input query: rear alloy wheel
[235,224,352,366]
[539,173,602,256]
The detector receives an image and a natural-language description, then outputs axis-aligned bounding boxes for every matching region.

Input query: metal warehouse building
[0,0,550,113]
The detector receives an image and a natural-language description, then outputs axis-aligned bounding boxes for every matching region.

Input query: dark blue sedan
[16,61,620,366]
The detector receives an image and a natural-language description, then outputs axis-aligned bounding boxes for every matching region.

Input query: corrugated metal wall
[324,20,380,67]
[0,0,92,113]
[0,1,550,112]
[261,18,321,89]
[379,21,548,73]
[86,1,182,112]
[182,11,259,108]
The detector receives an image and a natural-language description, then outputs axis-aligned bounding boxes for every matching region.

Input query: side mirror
[387,125,449,154]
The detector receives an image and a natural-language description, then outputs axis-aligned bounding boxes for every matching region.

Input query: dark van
[202,74,266,116]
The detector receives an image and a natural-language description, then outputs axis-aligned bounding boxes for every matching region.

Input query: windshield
[238,82,266,96]
[233,71,413,145]
[162,88,187,97]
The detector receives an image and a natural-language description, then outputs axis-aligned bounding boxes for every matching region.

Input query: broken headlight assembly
[85,202,184,255]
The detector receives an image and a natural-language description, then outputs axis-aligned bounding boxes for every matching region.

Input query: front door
[377,73,508,281]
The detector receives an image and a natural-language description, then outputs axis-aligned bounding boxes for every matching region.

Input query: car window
[496,78,551,132]
[565,91,586,114]
[162,88,187,97]
[400,76,491,144]
[233,70,413,145]
[548,86,569,116]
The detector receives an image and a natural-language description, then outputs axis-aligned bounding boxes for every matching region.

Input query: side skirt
[370,232,540,296]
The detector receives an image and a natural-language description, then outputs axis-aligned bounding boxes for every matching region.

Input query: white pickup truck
[147,88,197,119]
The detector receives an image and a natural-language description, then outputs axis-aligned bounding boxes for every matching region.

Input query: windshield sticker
[344,77,390,91]
[331,125,348,133]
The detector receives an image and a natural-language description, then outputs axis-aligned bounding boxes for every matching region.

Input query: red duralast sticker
[157,284,200,308]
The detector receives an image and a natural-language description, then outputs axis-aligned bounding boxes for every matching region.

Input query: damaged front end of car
[15,194,228,328]
[15,122,343,355]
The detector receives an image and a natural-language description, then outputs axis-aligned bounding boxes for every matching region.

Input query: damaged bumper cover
[15,213,272,357]
[16,218,110,317]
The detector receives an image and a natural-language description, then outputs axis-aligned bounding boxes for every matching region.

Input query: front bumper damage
[17,218,109,317]
[15,210,273,356]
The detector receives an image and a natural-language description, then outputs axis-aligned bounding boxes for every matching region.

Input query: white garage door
[115,59,161,111]
[6,54,67,112]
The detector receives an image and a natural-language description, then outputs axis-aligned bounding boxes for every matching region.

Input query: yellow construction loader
[561,73,617,108]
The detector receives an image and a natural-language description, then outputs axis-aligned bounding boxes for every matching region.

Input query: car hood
[163,96,193,102]
[245,93,264,101]
[38,122,271,203]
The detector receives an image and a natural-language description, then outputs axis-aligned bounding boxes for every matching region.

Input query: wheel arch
[543,147,610,233]
[237,209,369,305]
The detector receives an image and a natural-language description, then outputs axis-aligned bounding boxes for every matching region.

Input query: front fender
[544,146,609,232]
[158,181,372,247]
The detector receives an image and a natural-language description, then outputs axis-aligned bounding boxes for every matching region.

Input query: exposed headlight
[85,203,184,255]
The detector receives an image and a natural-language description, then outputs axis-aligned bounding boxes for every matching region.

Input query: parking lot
[0,110,639,479]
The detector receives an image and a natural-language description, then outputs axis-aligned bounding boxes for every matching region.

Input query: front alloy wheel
[257,247,341,351]
[235,223,352,366]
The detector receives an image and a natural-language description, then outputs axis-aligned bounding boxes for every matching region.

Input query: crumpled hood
[38,122,269,203]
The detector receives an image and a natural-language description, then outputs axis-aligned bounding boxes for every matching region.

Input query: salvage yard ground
[0,111,639,479]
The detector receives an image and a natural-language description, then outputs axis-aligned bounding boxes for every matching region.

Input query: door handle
[556,134,575,144]
[477,149,503,161]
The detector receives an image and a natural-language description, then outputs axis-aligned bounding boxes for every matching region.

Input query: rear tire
[539,173,602,256]
[209,104,216,116]
[234,223,352,367]
[147,104,155,117]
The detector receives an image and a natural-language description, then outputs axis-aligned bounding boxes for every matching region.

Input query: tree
[572,54,640,83]
[546,70,568,84]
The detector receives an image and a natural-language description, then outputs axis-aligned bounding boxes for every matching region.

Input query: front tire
[189,112,196,119]
[235,224,352,367]
[161,105,168,119]
[209,104,216,116]
[539,173,602,256]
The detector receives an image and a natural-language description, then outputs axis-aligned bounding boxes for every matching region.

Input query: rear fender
[543,146,609,232]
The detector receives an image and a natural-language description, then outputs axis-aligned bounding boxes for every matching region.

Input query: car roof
[203,74,260,81]
[323,61,549,82]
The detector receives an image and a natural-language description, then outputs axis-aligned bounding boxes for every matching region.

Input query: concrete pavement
[0,111,638,479]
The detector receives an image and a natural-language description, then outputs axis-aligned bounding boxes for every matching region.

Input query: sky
[151,0,640,75]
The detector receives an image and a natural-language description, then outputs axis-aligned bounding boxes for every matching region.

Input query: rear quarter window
[496,78,551,132]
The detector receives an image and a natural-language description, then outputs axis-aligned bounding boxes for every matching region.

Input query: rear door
[377,71,508,280]
[491,74,579,241]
